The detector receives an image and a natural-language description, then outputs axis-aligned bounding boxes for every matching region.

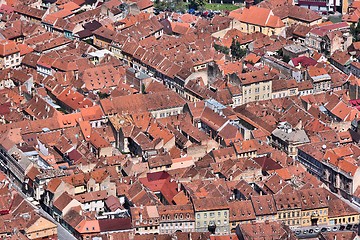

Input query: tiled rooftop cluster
[0,0,360,239]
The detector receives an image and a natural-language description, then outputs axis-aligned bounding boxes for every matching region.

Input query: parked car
[353,224,358,230]
[346,224,353,230]
[188,8,195,14]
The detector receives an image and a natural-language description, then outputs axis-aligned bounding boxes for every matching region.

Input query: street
[6,175,77,240]
[39,208,77,240]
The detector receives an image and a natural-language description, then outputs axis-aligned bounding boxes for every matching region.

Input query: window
[210,212,214,218]
[204,213,207,218]
[197,214,200,219]
[224,211,227,217]
[218,212,221,217]
[204,221,207,226]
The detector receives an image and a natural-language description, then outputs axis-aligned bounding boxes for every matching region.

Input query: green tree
[283,55,290,64]
[155,0,187,12]
[214,43,230,55]
[189,0,205,10]
[230,38,246,60]
[350,21,360,41]
[97,92,110,99]
[141,83,146,94]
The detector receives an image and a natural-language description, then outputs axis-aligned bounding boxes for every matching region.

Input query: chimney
[177,180,181,192]
[139,209,143,222]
